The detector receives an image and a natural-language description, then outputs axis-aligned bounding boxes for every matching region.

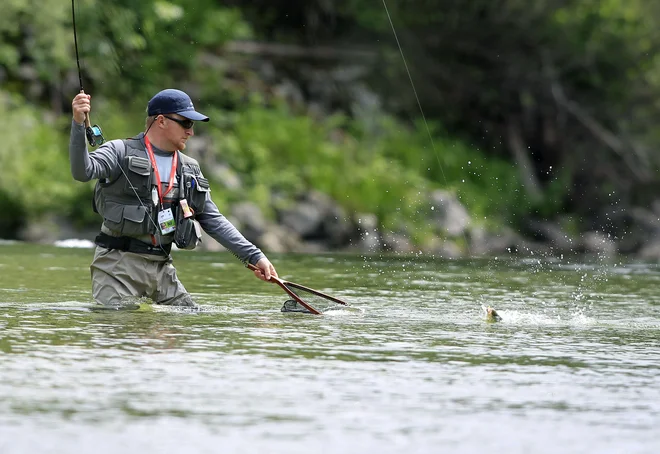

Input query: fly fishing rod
[71,0,104,147]
[71,1,166,256]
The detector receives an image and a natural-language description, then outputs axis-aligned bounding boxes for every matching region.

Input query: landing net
[280,281,349,314]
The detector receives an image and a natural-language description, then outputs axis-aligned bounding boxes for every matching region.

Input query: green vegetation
[212,103,521,232]
[2,0,658,245]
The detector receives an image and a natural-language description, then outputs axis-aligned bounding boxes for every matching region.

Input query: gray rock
[278,191,352,246]
[279,200,325,238]
[638,240,660,260]
[382,231,415,253]
[19,215,95,244]
[331,65,369,83]
[257,229,289,254]
[231,202,268,242]
[183,135,213,164]
[355,213,381,252]
[210,163,243,191]
[428,190,471,237]
[469,226,536,256]
[580,231,617,257]
[421,237,462,258]
[630,207,660,233]
[607,207,659,254]
[273,79,305,107]
[525,219,576,252]
[257,225,307,253]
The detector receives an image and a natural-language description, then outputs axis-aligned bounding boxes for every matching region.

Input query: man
[69,88,277,308]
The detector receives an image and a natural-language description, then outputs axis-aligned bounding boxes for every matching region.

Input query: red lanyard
[144,135,178,205]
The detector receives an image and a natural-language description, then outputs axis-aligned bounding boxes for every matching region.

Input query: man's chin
[178,142,187,150]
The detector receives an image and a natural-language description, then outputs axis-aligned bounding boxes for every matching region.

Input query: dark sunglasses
[162,115,194,129]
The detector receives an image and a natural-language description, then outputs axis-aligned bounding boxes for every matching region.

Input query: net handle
[281,281,349,306]
[246,264,350,305]
[246,263,321,315]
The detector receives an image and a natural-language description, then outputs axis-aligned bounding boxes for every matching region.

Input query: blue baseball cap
[147,89,209,122]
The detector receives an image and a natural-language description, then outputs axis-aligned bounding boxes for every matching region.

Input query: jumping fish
[482,305,502,322]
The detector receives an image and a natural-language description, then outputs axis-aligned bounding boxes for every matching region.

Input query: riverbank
[11,186,660,261]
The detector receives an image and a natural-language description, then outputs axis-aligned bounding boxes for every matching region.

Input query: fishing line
[380,1,443,179]
[381,1,479,257]
[110,126,175,257]
[380,0,473,256]
[380,3,606,322]
[119,164,172,256]
[380,1,489,321]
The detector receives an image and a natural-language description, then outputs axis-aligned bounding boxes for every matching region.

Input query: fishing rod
[70,0,173,255]
[71,0,104,147]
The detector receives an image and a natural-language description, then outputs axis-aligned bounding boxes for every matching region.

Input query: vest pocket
[124,156,152,196]
[189,176,210,213]
[102,202,152,235]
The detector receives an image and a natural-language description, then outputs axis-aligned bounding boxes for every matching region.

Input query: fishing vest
[93,135,210,237]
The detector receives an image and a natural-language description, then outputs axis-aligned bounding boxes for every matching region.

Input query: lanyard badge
[158,208,176,234]
[145,136,179,235]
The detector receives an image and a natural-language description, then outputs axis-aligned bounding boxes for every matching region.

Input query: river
[0,242,658,453]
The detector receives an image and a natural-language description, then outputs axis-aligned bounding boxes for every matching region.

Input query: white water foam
[53,239,95,248]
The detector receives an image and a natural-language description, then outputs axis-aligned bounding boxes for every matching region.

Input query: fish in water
[482,305,502,322]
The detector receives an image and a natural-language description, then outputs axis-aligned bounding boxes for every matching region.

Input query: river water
[0,242,658,453]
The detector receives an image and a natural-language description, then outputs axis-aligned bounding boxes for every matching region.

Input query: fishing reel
[85,116,105,147]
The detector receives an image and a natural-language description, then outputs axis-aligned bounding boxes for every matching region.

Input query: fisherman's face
[161,113,194,151]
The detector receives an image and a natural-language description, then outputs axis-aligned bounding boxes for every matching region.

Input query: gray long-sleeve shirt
[69,120,265,265]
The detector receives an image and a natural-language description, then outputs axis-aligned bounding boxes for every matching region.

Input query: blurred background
[2,0,660,258]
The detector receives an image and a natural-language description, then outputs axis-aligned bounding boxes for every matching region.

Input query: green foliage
[0,91,76,218]
[208,100,522,240]
[0,0,72,76]
[331,0,660,221]
[3,0,659,244]
[78,0,253,98]
[0,0,252,98]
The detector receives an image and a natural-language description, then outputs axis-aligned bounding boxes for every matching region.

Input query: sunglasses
[162,115,194,129]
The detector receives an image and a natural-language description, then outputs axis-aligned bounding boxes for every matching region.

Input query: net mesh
[281,299,313,313]
[281,283,347,314]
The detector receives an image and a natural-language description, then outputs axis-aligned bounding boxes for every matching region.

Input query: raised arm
[69,92,124,182]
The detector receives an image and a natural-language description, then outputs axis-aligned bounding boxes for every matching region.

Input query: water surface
[0,243,659,453]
